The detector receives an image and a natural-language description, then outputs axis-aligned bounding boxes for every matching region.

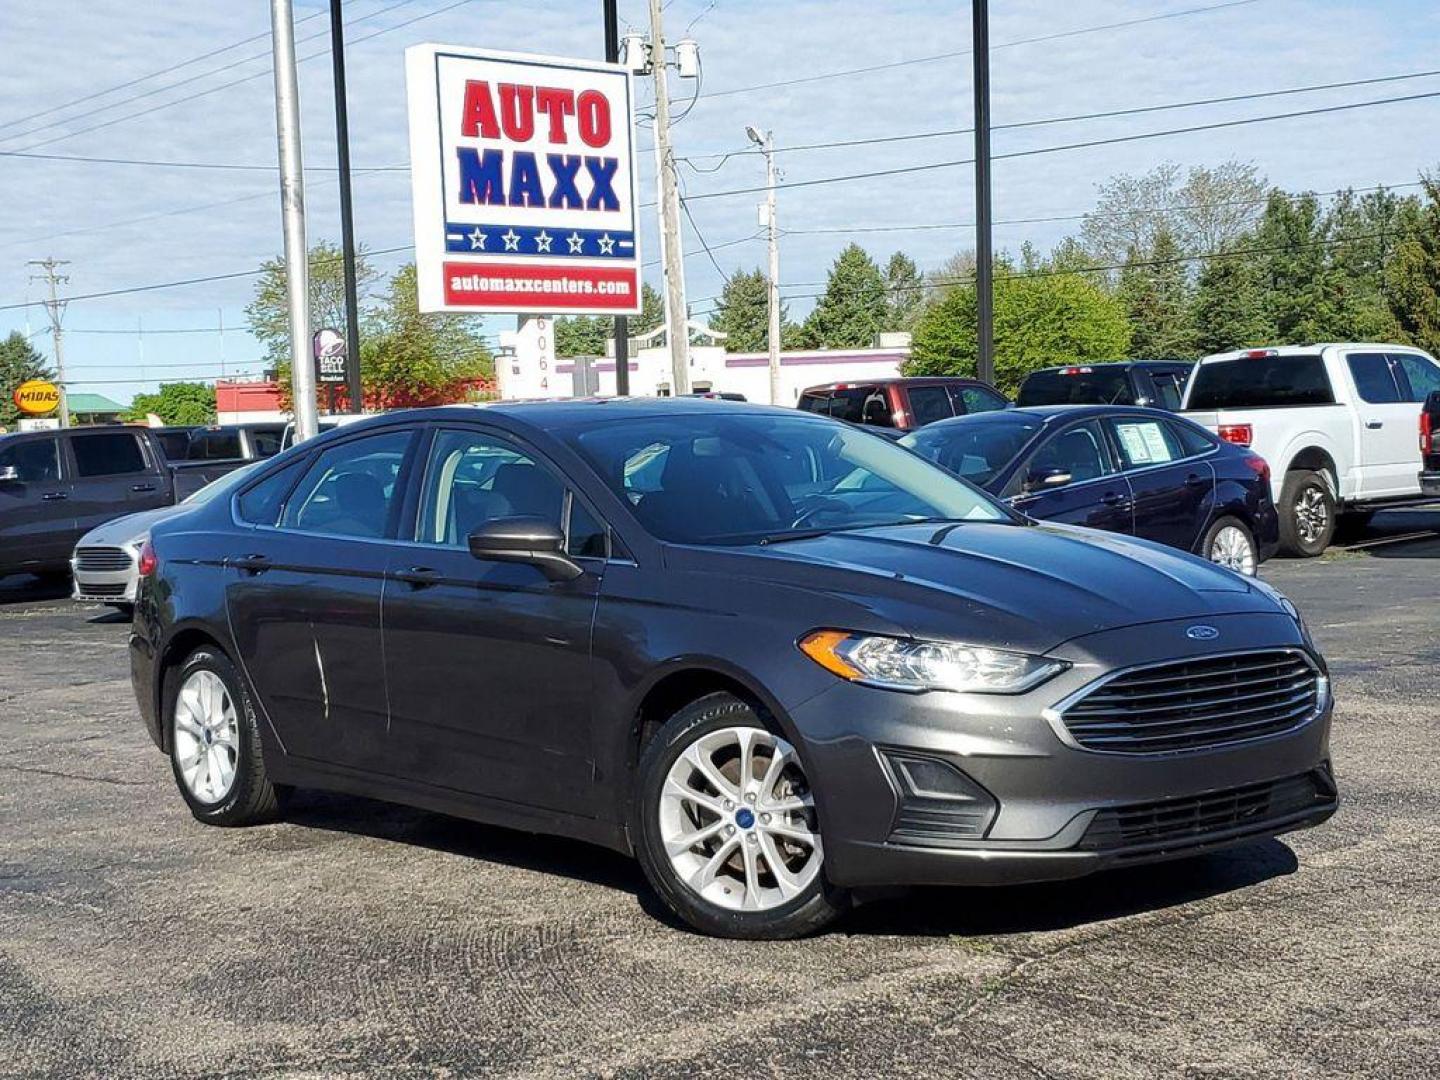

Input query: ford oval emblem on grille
[1186,625,1220,641]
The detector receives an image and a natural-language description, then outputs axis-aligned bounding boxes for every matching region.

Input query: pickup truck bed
[1182,344,1440,555]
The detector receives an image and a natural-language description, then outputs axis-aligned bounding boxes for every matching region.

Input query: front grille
[1058,650,1321,753]
[1078,769,1336,854]
[74,546,134,573]
[76,582,129,598]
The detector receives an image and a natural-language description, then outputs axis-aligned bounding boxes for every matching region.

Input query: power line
[0,146,407,173]
[676,88,1440,204]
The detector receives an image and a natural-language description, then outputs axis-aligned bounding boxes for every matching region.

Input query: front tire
[168,648,285,826]
[633,693,847,939]
[1277,469,1335,557]
[1201,516,1258,576]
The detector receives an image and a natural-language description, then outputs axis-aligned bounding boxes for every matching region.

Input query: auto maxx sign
[405,45,641,316]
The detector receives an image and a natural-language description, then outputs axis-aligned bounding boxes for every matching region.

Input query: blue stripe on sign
[444,223,635,259]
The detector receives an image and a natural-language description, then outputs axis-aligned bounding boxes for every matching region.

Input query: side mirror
[0,465,19,484]
[467,516,583,582]
[1025,466,1072,493]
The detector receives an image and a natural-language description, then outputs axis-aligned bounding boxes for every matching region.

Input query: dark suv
[131,400,1335,939]
[1423,390,1440,497]
[797,377,1008,432]
[1018,362,1193,410]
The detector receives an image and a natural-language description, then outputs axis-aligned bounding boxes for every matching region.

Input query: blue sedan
[901,405,1280,574]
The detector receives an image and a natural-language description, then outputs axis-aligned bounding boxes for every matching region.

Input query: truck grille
[1058,650,1321,753]
[74,546,134,573]
[1078,769,1336,854]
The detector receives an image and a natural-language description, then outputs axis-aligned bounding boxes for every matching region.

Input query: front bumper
[71,551,140,605]
[791,613,1336,888]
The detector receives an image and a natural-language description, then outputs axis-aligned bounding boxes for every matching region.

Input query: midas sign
[13,379,60,415]
[405,45,641,316]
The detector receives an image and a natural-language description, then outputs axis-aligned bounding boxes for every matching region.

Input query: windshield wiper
[757,528,836,545]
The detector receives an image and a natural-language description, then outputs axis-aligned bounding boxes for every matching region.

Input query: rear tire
[1277,470,1335,557]
[633,692,847,939]
[167,648,285,827]
[1201,516,1258,576]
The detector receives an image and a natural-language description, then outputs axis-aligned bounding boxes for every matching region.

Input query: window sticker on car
[1115,422,1175,465]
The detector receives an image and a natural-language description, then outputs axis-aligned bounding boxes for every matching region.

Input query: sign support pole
[603,0,631,396]
[972,0,995,386]
[330,0,364,414]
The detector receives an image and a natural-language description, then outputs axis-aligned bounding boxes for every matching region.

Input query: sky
[1,0,1439,402]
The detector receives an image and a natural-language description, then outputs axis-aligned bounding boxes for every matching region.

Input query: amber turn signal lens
[798,630,862,680]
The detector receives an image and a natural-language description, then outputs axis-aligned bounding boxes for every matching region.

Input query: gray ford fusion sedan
[129,400,1336,939]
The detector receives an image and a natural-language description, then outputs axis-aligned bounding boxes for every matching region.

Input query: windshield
[901,415,1043,486]
[181,460,264,505]
[569,412,1011,545]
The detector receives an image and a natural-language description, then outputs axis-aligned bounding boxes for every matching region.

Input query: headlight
[798,630,1067,694]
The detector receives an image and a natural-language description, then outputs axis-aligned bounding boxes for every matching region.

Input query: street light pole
[972,0,995,386]
[270,0,319,441]
[329,0,364,414]
[747,127,781,405]
[647,0,691,395]
[603,0,631,396]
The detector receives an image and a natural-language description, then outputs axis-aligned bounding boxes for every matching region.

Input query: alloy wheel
[173,669,239,804]
[1209,525,1257,576]
[659,726,823,911]
[1294,487,1330,545]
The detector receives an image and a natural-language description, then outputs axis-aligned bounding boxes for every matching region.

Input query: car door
[1104,414,1213,553]
[223,428,416,775]
[0,436,72,572]
[1344,351,1418,497]
[64,430,170,542]
[379,425,606,815]
[1008,418,1133,534]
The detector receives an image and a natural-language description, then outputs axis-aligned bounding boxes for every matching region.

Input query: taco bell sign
[405,44,641,315]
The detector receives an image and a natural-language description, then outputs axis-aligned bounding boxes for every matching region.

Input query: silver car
[71,462,263,611]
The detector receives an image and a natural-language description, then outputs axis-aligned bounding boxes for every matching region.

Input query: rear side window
[152,431,194,460]
[1392,353,1440,401]
[1169,420,1217,457]
[282,430,412,538]
[1018,369,1133,406]
[1187,355,1334,409]
[236,457,308,526]
[826,387,877,424]
[956,385,1008,414]
[797,392,830,415]
[0,438,61,482]
[1346,353,1403,404]
[191,430,243,460]
[71,432,150,477]
[248,428,284,457]
[1149,372,1186,410]
[905,385,954,427]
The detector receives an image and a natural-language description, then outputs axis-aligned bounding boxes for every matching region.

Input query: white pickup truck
[1182,343,1440,555]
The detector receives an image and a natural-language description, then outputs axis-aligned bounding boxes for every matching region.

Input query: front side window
[571,413,1008,546]
[1030,420,1116,482]
[1108,418,1184,469]
[415,429,565,547]
[1187,355,1334,409]
[71,432,149,477]
[1346,353,1403,404]
[235,458,307,526]
[905,385,954,427]
[281,430,411,538]
[0,438,60,482]
[1392,353,1440,401]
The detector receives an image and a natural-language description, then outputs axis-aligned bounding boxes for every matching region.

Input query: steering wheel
[790,496,850,529]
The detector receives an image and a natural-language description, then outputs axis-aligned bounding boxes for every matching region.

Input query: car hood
[677,520,1282,654]
[75,505,185,548]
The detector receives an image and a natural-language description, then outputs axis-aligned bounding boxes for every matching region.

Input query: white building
[496,317,909,404]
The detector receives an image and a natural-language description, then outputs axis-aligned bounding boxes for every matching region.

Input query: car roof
[310,398,810,436]
[913,403,1182,430]
[1025,360,1192,376]
[799,376,989,392]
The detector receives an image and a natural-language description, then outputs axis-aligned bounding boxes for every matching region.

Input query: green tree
[637,283,665,336]
[1387,173,1440,357]
[708,268,800,352]
[907,259,1131,393]
[0,331,55,430]
[553,316,608,357]
[1190,245,1272,354]
[1252,191,1342,342]
[799,243,888,348]
[123,382,216,425]
[884,252,925,330]
[245,240,378,367]
[1117,227,1195,358]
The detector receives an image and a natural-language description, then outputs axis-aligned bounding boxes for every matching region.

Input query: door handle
[1365,420,1384,429]
[41,491,68,501]
[1184,474,1208,488]
[131,483,157,492]
[393,566,442,588]
[231,554,270,574]
[1101,492,1131,508]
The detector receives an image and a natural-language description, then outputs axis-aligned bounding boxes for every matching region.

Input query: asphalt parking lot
[3,510,1439,1079]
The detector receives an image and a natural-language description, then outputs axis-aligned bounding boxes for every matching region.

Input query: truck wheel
[1278,470,1335,557]
[1201,516,1257,576]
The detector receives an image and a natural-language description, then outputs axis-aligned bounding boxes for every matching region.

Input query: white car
[71,461,264,611]
[1182,344,1440,555]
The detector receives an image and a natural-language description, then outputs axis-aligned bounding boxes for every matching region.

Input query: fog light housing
[879,750,998,846]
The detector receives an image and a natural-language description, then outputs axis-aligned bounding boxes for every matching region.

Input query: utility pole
[603,0,630,396]
[329,0,364,415]
[972,0,995,385]
[270,0,319,441]
[746,126,781,404]
[647,0,691,395]
[28,258,71,428]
